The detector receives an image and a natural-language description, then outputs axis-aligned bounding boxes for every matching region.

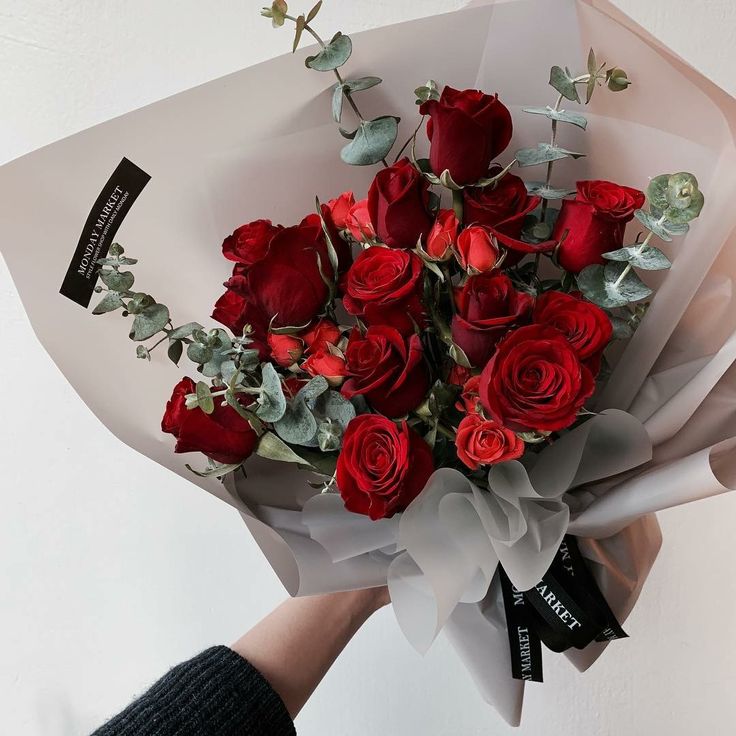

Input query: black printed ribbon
[500,535,627,682]
[60,157,151,308]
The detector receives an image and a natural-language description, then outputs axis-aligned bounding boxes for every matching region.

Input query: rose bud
[302,347,348,388]
[326,190,356,230]
[455,225,501,273]
[267,332,304,367]
[533,290,612,375]
[161,377,258,465]
[222,219,282,269]
[336,414,434,520]
[346,198,376,242]
[302,319,341,354]
[419,86,513,186]
[342,326,430,418]
[446,364,472,387]
[479,324,595,433]
[367,158,434,249]
[423,209,459,261]
[455,374,482,414]
[455,413,525,471]
[451,272,533,367]
[554,180,645,273]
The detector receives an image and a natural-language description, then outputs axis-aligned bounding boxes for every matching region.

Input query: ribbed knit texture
[91,646,295,736]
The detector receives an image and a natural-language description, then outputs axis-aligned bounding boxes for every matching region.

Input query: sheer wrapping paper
[2,0,736,725]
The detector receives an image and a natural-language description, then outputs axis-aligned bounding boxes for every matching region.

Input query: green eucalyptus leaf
[168,322,203,340]
[414,79,440,105]
[264,0,287,27]
[587,48,597,76]
[187,342,213,365]
[136,345,150,361]
[92,291,125,314]
[297,375,329,402]
[549,65,580,103]
[167,339,183,366]
[522,106,587,130]
[257,362,287,422]
[610,316,635,340]
[634,209,672,242]
[185,461,242,478]
[305,31,352,72]
[129,303,169,341]
[340,116,399,166]
[274,399,318,446]
[125,292,154,314]
[606,67,631,92]
[647,174,670,210]
[344,76,382,93]
[331,83,345,123]
[515,143,585,168]
[220,360,239,384]
[256,432,315,466]
[99,269,134,292]
[577,262,652,308]
[201,330,234,378]
[196,381,215,415]
[602,245,671,271]
[449,342,471,369]
[525,181,576,199]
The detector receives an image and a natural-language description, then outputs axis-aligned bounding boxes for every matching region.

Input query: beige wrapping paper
[2,0,736,726]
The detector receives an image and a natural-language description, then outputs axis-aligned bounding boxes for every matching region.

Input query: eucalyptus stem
[612,229,655,288]
[285,13,388,167]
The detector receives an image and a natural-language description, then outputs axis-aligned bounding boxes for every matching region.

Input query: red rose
[419,86,513,186]
[451,272,533,367]
[424,208,459,261]
[463,170,552,263]
[447,364,472,387]
[161,377,258,465]
[302,348,348,388]
[346,198,376,242]
[342,247,425,335]
[268,332,303,367]
[245,214,351,327]
[455,225,501,273]
[222,219,282,268]
[302,319,341,353]
[554,180,646,273]
[336,414,435,520]
[211,290,269,359]
[455,413,525,471]
[533,291,612,372]
[367,158,433,249]
[479,324,595,432]
[341,326,429,418]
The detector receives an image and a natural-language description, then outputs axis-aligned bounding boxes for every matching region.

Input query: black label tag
[499,568,544,682]
[59,157,150,307]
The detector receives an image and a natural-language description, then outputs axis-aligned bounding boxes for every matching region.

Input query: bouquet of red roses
[87,0,709,703]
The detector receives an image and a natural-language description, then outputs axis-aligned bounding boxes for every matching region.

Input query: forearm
[231,587,389,718]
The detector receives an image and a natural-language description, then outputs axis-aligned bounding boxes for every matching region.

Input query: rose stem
[286,15,389,168]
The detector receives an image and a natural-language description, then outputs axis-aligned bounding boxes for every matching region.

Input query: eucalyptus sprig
[577,172,704,308]
[519,49,632,231]
[261,0,398,166]
[92,243,357,475]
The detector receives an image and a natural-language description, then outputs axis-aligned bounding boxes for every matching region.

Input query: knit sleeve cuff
[92,645,296,736]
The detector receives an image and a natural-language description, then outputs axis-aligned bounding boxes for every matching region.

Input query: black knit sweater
[92,646,296,735]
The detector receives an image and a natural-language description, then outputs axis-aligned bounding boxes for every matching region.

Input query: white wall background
[2,1,736,734]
